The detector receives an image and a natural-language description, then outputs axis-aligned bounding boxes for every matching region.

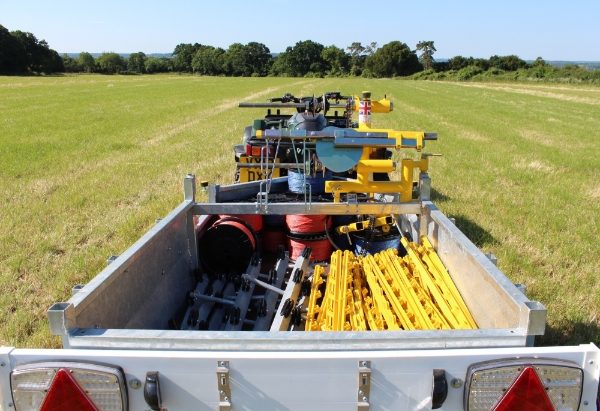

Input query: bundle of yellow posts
[305,236,477,331]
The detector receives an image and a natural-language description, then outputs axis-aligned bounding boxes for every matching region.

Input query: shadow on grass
[430,187,450,202]
[451,214,498,248]
[536,320,600,347]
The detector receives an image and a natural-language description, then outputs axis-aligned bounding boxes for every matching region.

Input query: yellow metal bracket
[336,215,394,235]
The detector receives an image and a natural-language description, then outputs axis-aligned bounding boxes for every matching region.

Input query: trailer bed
[48,176,546,351]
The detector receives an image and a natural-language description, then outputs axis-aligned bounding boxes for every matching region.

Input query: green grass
[0,74,598,348]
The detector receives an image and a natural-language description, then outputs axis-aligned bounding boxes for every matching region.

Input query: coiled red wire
[285,215,333,261]
[288,236,332,261]
[285,215,331,235]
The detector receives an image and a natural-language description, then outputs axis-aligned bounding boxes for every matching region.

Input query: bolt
[450,378,463,388]
[358,390,364,396]
[8,403,13,408]
[583,400,589,406]
[589,360,594,365]
[0,362,5,367]
[128,378,141,389]
[362,396,368,402]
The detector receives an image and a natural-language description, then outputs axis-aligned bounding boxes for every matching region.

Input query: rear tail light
[11,362,127,411]
[245,144,274,158]
[465,358,583,411]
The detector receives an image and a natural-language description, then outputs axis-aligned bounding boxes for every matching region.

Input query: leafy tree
[172,43,202,72]
[221,42,271,76]
[244,42,272,76]
[529,57,552,78]
[61,54,80,72]
[0,24,25,73]
[416,41,436,70]
[127,52,146,73]
[192,46,225,75]
[10,31,41,71]
[489,55,527,71]
[472,58,490,70]
[321,45,350,75]
[364,41,421,77]
[347,42,366,75]
[448,55,469,70]
[144,57,171,73]
[78,52,96,73]
[223,43,250,76]
[270,51,291,76]
[285,40,326,76]
[9,30,63,73]
[364,42,378,56]
[96,52,126,74]
[347,42,365,58]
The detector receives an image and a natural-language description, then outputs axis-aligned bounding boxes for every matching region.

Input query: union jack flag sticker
[359,100,371,116]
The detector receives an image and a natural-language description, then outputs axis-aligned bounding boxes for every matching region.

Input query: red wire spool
[219,214,263,233]
[287,234,332,261]
[285,215,332,235]
[198,217,257,274]
[262,229,287,253]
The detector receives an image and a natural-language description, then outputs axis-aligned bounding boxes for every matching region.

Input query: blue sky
[2,0,599,60]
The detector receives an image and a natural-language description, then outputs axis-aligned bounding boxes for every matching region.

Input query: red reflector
[251,146,263,156]
[493,366,555,411]
[40,368,99,411]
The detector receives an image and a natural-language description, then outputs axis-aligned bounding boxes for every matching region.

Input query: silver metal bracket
[71,284,84,295]
[256,180,269,212]
[357,360,371,411]
[419,172,431,201]
[484,252,498,266]
[106,255,119,265]
[184,174,196,202]
[217,361,231,411]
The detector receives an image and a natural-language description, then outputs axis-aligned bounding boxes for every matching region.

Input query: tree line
[1,24,598,83]
[60,40,425,77]
[0,25,63,74]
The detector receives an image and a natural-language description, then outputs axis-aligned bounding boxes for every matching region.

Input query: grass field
[1,74,598,348]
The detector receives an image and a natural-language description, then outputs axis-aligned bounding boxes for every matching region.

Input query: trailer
[1,92,597,411]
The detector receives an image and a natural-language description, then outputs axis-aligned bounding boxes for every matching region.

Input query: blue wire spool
[352,232,406,256]
[288,169,332,194]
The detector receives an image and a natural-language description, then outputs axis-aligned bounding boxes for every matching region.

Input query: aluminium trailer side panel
[0,345,598,411]
[421,202,546,334]
[48,198,199,342]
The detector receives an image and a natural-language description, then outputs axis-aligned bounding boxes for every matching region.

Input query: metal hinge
[357,360,371,411]
[217,361,231,411]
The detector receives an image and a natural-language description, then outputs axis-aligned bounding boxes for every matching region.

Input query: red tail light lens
[40,368,98,411]
[493,366,554,411]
